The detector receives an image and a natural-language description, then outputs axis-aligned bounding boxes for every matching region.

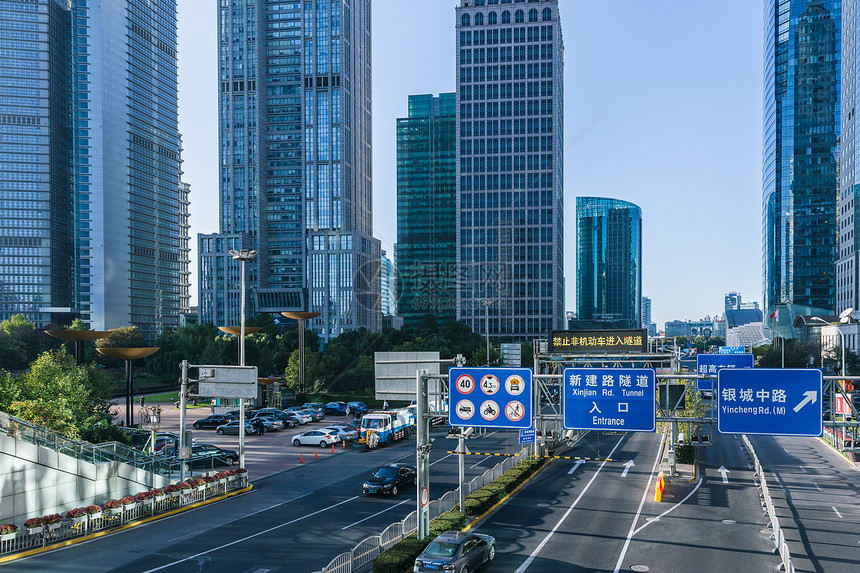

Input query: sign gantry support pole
[416,368,431,541]
[179,360,189,483]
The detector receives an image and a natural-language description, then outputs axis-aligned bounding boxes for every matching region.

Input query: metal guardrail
[0,476,249,558]
[320,447,530,573]
[0,410,179,478]
[742,435,795,573]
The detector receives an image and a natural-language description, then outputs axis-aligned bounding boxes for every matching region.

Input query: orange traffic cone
[299,453,303,463]
[342,440,346,449]
[331,444,335,454]
[315,449,319,460]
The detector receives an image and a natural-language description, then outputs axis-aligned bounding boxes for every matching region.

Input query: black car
[250,410,297,428]
[163,444,238,469]
[192,414,236,430]
[414,531,496,573]
[362,463,416,496]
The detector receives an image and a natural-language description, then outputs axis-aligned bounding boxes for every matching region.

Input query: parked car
[328,421,360,432]
[321,425,359,442]
[347,401,369,416]
[325,401,347,415]
[362,463,416,496]
[254,415,284,431]
[291,429,340,447]
[299,408,325,422]
[284,411,312,425]
[413,531,496,573]
[225,409,252,419]
[302,402,325,413]
[192,414,236,430]
[253,410,297,428]
[216,420,256,435]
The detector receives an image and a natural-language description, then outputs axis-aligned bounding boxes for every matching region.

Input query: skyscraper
[839,0,860,314]
[455,0,564,340]
[71,0,185,338]
[763,0,840,326]
[641,296,652,328]
[725,291,742,313]
[575,197,642,330]
[396,93,457,328]
[0,0,73,325]
[202,0,380,341]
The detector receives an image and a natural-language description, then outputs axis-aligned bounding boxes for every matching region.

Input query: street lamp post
[480,300,492,367]
[229,248,257,469]
[809,308,853,377]
[282,312,321,401]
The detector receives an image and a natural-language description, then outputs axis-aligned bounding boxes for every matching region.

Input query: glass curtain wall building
[0,0,73,325]
[763,0,841,334]
[71,0,184,338]
[396,93,456,328]
[203,0,380,341]
[575,197,642,330]
[839,0,860,315]
[455,0,564,340]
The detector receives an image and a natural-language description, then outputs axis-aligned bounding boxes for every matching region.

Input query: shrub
[85,505,102,514]
[24,517,45,529]
[120,496,135,505]
[371,511,466,573]
[151,488,165,497]
[178,481,192,490]
[43,514,62,524]
[164,484,181,493]
[190,478,206,488]
[236,467,247,474]
[135,491,153,502]
[0,523,17,535]
[675,444,695,465]
[103,499,122,509]
[65,508,86,519]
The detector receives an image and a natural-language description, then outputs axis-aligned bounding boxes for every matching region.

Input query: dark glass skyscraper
[575,197,642,330]
[202,0,380,341]
[455,0,564,340]
[396,93,456,328]
[763,0,840,325]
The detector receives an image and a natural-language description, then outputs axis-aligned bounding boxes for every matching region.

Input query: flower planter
[26,527,43,535]
[107,507,123,516]
[88,512,103,520]
[142,498,154,506]
[218,479,227,487]
[169,491,181,498]
[48,523,61,531]
[154,495,166,503]
[124,504,137,512]
[72,516,86,524]
[227,475,237,483]
[195,485,205,493]
[1,532,16,542]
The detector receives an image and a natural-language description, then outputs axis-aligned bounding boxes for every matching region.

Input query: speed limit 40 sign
[449,367,532,429]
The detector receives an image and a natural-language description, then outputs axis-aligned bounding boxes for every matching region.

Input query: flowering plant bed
[85,505,102,515]
[24,518,45,530]
[0,524,16,541]
[102,500,122,510]
[178,481,192,490]
[43,514,63,529]
[121,496,136,508]
[65,508,86,519]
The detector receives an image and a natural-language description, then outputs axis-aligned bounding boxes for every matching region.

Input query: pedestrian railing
[0,475,249,558]
[319,447,529,573]
[0,410,178,477]
[742,435,795,573]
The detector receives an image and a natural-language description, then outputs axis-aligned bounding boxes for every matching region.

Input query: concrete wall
[0,434,170,525]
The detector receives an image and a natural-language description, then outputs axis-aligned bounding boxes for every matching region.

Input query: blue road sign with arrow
[717,368,822,436]
[696,353,754,391]
[562,368,656,432]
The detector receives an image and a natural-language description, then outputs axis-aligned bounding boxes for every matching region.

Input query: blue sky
[179,1,763,329]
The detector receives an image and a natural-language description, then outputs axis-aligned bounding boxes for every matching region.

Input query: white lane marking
[718,466,730,484]
[342,499,411,530]
[799,466,806,473]
[140,496,360,573]
[611,437,667,573]
[833,506,844,519]
[480,430,499,439]
[568,460,586,474]
[470,455,492,469]
[430,453,454,466]
[513,436,626,573]
[631,478,703,537]
[812,481,822,492]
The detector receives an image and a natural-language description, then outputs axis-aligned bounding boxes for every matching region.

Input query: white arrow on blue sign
[562,368,656,432]
[696,353,754,391]
[717,368,823,437]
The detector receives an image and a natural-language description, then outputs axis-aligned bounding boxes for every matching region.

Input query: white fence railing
[742,436,795,573]
[320,447,530,573]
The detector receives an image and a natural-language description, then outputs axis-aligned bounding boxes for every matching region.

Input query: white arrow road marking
[793,391,817,412]
[621,460,635,477]
[568,459,586,474]
[718,466,730,484]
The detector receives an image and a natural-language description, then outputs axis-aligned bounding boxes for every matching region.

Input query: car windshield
[425,541,458,557]
[375,467,398,478]
[362,418,382,429]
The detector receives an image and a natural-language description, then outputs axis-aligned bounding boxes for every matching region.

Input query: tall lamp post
[229,248,257,469]
[809,307,853,377]
[481,299,492,367]
[282,311,320,400]
[44,330,108,364]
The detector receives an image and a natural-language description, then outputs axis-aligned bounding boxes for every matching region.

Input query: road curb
[0,485,254,564]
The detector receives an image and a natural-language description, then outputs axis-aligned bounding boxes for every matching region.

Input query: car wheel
[320,440,328,448]
[193,423,201,430]
[487,544,495,561]
[217,429,225,435]
[461,567,469,573]
[293,439,301,446]
[387,435,394,447]
[390,485,398,496]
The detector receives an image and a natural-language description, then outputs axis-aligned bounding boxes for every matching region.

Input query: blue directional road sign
[449,368,532,429]
[519,428,536,444]
[696,353,754,391]
[717,368,822,436]
[562,368,656,432]
[719,346,746,354]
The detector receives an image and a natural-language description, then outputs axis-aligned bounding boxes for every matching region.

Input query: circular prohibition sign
[421,486,429,507]
[455,374,475,394]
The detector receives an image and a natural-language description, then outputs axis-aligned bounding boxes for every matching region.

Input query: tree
[0,314,58,371]
[95,326,146,348]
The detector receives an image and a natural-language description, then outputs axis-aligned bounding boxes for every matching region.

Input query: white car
[285,411,312,425]
[292,430,341,448]
[321,426,359,442]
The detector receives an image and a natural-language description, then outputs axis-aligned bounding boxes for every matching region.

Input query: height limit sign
[449,367,532,429]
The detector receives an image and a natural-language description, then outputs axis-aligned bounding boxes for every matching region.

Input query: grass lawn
[142,391,211,408]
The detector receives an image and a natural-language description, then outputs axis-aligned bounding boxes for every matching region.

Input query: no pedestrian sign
[449,367,532,429]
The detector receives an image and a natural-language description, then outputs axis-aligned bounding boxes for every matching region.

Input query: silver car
[414,531,495,573]
[215,420,256,435]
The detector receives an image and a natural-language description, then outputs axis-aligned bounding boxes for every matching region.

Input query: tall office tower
[203,0,380,341]
[575,197,642,330]
[455,0,564,340]
[380,250,395,317]
[71,0,184,338]
[396,93,457,328]
[0,1,73,325]
[725,291,742,313]
[178,181,192,315]
[840,0,860,314]
[763,0,840,329]
[641,296,652,328]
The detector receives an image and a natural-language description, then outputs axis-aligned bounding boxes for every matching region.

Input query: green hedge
[372,455,546,572]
